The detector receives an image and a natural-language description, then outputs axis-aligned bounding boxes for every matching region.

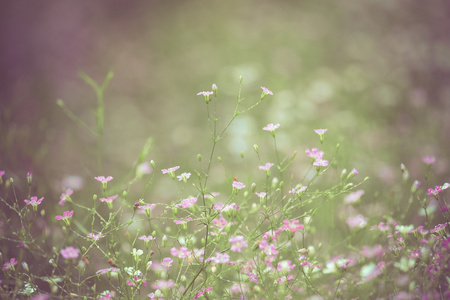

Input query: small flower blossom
[176,197,197,209]
[305,148,324,160]
[277,260,296,272]
[346,214,368,228]
[263,123,280,132]
[59,188,73,206]
[197,91,214,102]
[259,162,274,171]
[261,86,273,96]
[3,258,18,270]
[24,196,44,209]
[88,233,105,241]
[0,170,5,177]
[314,129,327,143]
[255,192,266,198]
[177,172,191,182]
[60,246,80,260]
[161,257,173,268]
[427,186,442,196]
[100,195,118,203]
[95,176,113,183]
[314,129,328,135]
[345,190,365,204]
[288,186,306,194]
[232,181,245,190]
[174,217,193,225]
[55,210,74,225]
[96,267,120,274]
[139,235,154,242]
[280,219,304,233]
[161,166,180,179]
[207,252,230,264]
[247,272,258,284]
[423,156,436,164]
[313,158,329,167]
[229,236,248,252]
[259,240,278,256]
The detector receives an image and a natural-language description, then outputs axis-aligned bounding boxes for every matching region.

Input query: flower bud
[150,160,156,168]
[27,172,32,185]
[253,144,259,153]
[197,154,202,162]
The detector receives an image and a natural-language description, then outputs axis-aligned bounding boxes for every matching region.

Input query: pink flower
[139,235,154,242]
[288,186,306,194]
[197,91,213,96]
[174,217,193,225]
[96,267,119,274]
[280,219,304,233]
[261,86,273,96]
[277,260,296,272]
[59,188,73,206]
[305,148,324,160]
[171,246,190,258]
[313,158,329,167]
[423,156,436,164]
[178,197,197,209]
[263,123,280,132]
[60,246,80,259]
[427,186,442,196]
[88,233,105,241]
[207,252,230,263]
[232,181,245,190]
[55,210,74,221]
[229,236,248,252]
[255,192,266,198]
[0,170,5,177]
[345,190,364,204]
[314,129,327,135]
[95,176,113,183]
[151,279,175,290]
[346,214,367,228]
[352,168,359,175]
[3,258,18,270]
[100,195,118,203]
[24,196,44,206]
[247,272,258,284]
[161,257,173,268]
[259,240,278,256]
[161,166,180,174]
[259,162,274,171]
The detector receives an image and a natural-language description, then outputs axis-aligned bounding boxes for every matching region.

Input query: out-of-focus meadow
[1,0,450,246]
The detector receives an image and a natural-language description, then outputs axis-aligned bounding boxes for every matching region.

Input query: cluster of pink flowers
[229,235,248,252]
[279,219,304,233]
[3,258,18,270]
[174,217,192,225]
[171,247,204,262]
[175,197,197,209]
[96,267,120,275]
[207,252,230,264]
[305,148,329,167]
[194,284,215,299]
[288,186,306,194]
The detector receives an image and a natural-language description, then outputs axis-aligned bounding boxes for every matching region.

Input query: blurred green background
[1,0,450,231]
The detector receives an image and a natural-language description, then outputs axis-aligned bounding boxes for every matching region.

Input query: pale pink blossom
[259,162,274,171]
[232,181,245,189]
[60,246,80,259]
[95,176,113,183]
[314,129,327,135]
[229,236,248,252]
[24,196,44,206]
[263,123,280,131]
[55,210,74,220]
